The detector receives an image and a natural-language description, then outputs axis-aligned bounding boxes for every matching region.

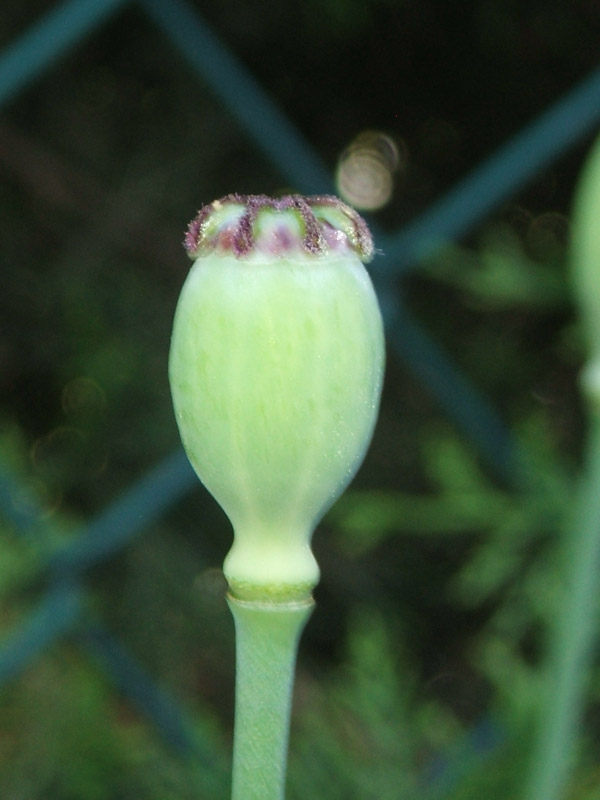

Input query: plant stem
[227,594,314,800]
[524,413,600,800]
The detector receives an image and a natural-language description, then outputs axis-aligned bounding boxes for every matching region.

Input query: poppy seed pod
[169,194,385,602]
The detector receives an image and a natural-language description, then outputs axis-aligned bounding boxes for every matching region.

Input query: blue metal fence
[1,0,599,767]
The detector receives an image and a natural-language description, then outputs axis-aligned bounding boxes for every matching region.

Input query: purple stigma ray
[184,194,374,261]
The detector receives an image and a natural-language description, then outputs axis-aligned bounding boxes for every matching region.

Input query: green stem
[227,594,314,800]
[524,413,600,800]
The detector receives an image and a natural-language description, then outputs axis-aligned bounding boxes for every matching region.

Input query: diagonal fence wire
[50,449,198,576]
[0,0,131,108]
[0,458,201,753]
[138,0,332,194]
[80,624,205,756]
[0,580,82,684]
[379,63,600,274]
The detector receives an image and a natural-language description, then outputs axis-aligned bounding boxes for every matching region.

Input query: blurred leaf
[423,222,567,311]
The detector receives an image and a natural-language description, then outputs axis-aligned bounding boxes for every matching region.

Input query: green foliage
[424,220,568,311]
[0,649,229,800]
[290,608,455,800]
[0,653,126,799]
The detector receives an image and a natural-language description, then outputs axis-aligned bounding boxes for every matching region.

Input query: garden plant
[169,193,385,800]
[522,130,600,800]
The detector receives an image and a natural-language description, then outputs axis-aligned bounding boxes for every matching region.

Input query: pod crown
[184,193,374,262]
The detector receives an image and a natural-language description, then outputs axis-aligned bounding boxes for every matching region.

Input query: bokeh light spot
[61,376,106,418]
[336,130,403,211]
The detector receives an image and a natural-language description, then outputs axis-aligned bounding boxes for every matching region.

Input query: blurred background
[1,0,600,798]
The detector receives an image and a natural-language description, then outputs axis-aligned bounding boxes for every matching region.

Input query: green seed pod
[169,194,384,601]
